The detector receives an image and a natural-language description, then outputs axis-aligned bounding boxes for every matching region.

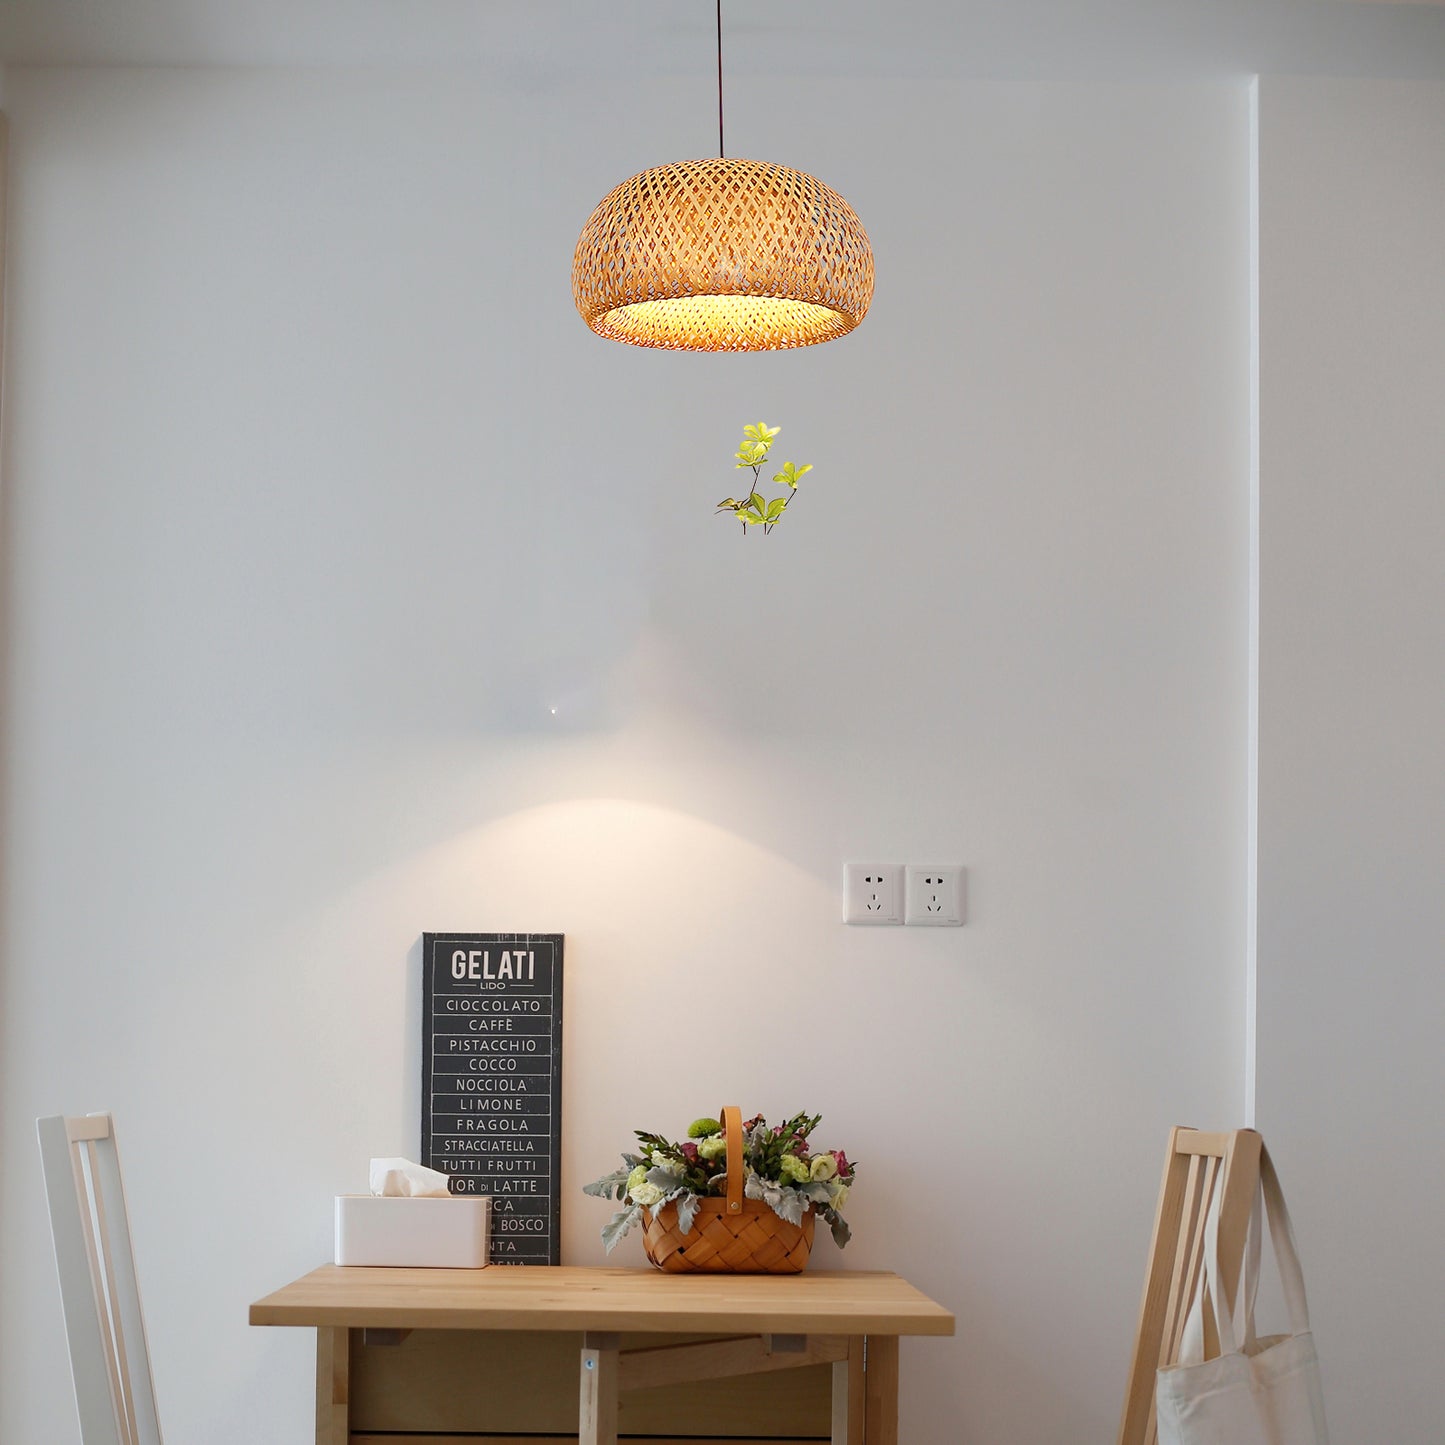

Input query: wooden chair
[37,1113,163,1445]
[1117,1127,1262,1445]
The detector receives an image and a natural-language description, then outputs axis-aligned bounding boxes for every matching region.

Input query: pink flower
[681,1141,700,1165]
[833,1150,852,1179]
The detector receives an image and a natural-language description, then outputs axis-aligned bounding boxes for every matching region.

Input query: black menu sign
[421,932,564,1265]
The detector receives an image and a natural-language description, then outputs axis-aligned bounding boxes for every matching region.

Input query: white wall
[0,67,1251,1444]
[1256,75,1445,1444]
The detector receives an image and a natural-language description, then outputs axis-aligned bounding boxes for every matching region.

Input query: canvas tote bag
[1155,1145,1329,1445]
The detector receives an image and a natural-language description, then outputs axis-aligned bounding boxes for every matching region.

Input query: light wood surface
[344,1328,834,1438]
[315,1327,347,1445]
[580,1333,620,1445]
[863,1335,899,1445]
[619,1333,849,1392]
[252,1263,950,1444]
[250,1264,955,1337]
[836,1336,865,1445]
[1117,1126,1262,1445]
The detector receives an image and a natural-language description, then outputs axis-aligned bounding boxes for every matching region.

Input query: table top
[249,1264,955,1337]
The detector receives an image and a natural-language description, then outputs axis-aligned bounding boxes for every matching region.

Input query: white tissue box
[334,1195,492,1268]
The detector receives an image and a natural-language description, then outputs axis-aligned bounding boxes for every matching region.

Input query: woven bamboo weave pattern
[642,1197,816,1274]
[573,157,873,351]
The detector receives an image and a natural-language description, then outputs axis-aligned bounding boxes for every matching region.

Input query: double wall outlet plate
[842,863,903,924]
[844,863,966,926]
[903,865,965,926]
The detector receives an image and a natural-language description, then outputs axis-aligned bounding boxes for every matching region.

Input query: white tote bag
[1155,1145,1329,1445]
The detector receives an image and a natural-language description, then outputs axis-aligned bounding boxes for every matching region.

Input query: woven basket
[640,1106,815,1274]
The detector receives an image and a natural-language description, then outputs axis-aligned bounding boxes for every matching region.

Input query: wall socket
[842,863,903,924]
[903,865,966,926]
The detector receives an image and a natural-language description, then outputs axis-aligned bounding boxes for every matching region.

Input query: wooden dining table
[249,1263,954,1445]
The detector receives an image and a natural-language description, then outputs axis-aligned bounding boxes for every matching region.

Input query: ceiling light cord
[717,0,724,158]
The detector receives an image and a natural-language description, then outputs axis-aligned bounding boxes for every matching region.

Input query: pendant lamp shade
[572,157,874,352]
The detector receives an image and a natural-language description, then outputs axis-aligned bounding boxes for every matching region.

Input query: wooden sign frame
[421,932,564,1265]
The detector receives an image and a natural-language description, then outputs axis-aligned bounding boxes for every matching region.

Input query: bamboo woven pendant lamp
[572,6,873,352]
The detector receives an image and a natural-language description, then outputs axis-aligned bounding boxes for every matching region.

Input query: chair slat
[88,1119,163,1444]
[88,1141,141,1445]
[72,1138,130,1438]
[37,1113,163,1445]
[1158,1154,1201,1369]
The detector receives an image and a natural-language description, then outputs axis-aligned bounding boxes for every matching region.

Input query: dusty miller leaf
[674,1192,701,1235]
[583,1164,633,1200]
[601,1203,643,1254]
[768,1185,808,1226]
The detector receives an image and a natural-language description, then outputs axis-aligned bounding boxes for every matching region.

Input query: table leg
[863,1335,899,1445]
[832,1335,866,1445]
[315,1326,349,1445]
[579,1331,621,1445]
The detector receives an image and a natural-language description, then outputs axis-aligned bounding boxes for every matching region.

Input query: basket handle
[720,1105,744,1215]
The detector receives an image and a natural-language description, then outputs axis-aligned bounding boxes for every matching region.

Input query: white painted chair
[37,1113,163,1445]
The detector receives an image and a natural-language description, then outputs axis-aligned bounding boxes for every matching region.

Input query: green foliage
[714,422,816,535]
[633,1131,721,1196]
[745,1111,822,1179]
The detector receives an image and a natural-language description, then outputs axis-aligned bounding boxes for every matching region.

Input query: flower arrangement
[583,1110,856,1253]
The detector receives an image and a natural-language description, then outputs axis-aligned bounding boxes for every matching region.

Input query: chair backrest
[36,1113,163,1445]
[1117,1126,1262,1445]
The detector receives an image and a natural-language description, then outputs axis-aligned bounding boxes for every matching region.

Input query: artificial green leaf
[716,497,739,511]
[740,508,764,525]
[749,493,767,511]
[794,463,812,477]
[766,497,786,520]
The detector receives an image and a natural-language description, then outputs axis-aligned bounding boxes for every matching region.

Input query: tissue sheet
[369,1157,451,1198]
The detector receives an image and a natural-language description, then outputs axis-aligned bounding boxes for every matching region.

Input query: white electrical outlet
[843,863,903,924]
[904,865,966,926]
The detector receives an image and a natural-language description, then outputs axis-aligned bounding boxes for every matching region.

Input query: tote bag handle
[1181,1144,1312,1364]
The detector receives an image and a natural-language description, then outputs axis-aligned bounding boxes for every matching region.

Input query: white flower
[810,1154,838,1183]
[829,1182,849,1212]
[629,1181,665,1208]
